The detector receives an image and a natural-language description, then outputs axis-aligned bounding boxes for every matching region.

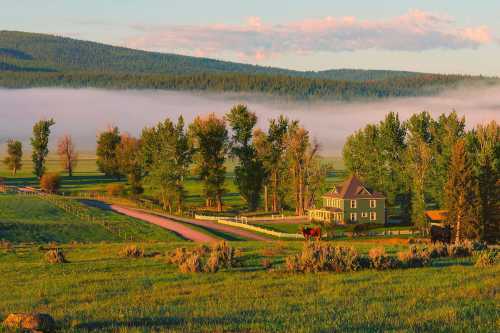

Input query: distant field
[0,194,182,243]
[0,240,497,332]
[0,156,347,211]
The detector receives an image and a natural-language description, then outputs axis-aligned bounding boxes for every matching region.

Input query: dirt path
[148,212,270,242]
[82,201,217,243]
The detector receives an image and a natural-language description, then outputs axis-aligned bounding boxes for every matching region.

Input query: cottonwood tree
[96,127,122,178]
[57,134,78,177]
[471,121,500,242]
[254,116,292,212]
[226,105,265,211]
[116,134,143,195]
[285,123,319,216]
[31,119,55,178]
[405,112,433,230]
[445,139,480,243]
[142,117,192,213]
[189,113,229,212]
[3,139,23,175]
[429,111,466,207]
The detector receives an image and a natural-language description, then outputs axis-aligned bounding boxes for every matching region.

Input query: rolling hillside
[0,31,495,99]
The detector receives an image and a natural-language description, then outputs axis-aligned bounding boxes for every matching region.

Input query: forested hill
[0,31,496,99]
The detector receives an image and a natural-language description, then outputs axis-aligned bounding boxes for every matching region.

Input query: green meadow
[0,241,497,332]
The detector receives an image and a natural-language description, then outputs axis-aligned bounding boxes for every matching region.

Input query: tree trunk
[455,215,462,244]
[272,170,278,212]
[264,185,268,212]
[216,194,223,212]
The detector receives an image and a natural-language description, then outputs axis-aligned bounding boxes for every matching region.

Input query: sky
[1,0,500,75]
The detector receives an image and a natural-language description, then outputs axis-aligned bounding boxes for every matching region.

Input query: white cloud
[125,10,493,61]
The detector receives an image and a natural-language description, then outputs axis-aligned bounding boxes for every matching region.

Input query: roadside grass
[0,194,182,243]
[0,240,497,332]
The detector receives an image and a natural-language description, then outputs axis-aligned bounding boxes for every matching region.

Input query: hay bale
[3,313,55,332]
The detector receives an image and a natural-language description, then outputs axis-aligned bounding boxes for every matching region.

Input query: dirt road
[82,201,217,243]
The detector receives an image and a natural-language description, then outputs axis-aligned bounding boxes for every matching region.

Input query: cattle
[301,226,322,240]
[430,223,452,244]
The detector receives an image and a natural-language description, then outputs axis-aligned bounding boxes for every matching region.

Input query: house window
[370,212,377,221]
[370,200,376,208]
[361,212,368,218]
[350,200,357,208]
[350,213,357,221]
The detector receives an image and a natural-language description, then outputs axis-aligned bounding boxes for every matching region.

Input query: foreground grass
[0,241,497,332]
[0,194,182,243]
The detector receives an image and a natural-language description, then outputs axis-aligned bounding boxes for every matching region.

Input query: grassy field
[0,240,497,332]
[0,194,182,243]
[0,156,347,212]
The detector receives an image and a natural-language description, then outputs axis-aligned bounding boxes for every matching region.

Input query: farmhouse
[308,175,385,224]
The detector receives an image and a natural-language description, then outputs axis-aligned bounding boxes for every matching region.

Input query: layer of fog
[0,87,499,155]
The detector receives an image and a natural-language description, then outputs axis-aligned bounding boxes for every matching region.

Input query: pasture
[0,240,497,332]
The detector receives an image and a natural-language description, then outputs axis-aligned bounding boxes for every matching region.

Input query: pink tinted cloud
[125,10,493,61]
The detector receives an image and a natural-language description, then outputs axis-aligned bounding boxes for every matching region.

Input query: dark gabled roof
[323,175,385,199]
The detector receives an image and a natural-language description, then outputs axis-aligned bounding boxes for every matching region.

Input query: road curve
[149,212,270,242]
[82,200,217,243]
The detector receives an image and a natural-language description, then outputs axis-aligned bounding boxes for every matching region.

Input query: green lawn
[0,241,497,332]
[0,194,182,243]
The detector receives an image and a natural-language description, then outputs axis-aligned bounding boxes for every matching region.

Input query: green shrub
[285,241,362,273]
[179,253,203,273]
[474,250,498,268]
[40,172,61,193]
[106,183,125,196]
[368,247,399,270]
[45,248,68,264]
[169,242,238,273]
[205,241,237,273]
[447,242,473,258]
[397,246,430,268]
[426,242,448,258]
[119,244,145,258]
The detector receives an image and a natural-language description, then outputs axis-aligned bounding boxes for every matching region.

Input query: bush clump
[106,183,125,196]
[397,245,430,268]
[426,242,449,258]
[474,250,498,268]
[0,239,13,252]
[368,247,400,270]
[45,248,68,264]
[40,172,61,193]
[169,242,238,273]
[285,241,362,273]
[447,242,473,258]
[119,244,145,258]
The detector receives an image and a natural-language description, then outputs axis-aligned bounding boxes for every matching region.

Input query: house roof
[425,210,448,222]
[323,175,385,199]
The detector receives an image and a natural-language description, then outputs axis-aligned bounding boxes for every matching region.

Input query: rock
[3,313,55,332]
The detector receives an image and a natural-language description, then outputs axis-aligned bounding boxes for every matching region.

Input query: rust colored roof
[323,175,385,199]
[425,210,448,222]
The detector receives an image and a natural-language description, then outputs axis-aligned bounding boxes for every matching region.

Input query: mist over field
[0,87,499,155]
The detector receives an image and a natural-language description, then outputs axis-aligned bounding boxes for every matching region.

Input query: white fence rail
[216,219,305,239]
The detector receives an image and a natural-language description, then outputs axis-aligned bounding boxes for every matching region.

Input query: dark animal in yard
[301,226,322,240]
[430,224,452,244]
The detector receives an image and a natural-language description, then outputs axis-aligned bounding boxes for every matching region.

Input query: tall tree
[285,123,317,216]
[116,134,143,195]
[142,117,192,213]
[445,139,480,243]
[31,119,55,178]
[3,139,23,176]
[473,121,500,242]
[96,127,122,178]
[429,112,466,206]
[57,134,78,177]
[405,112,433,230]
[189,113,228,212]
[226,104,266,211]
